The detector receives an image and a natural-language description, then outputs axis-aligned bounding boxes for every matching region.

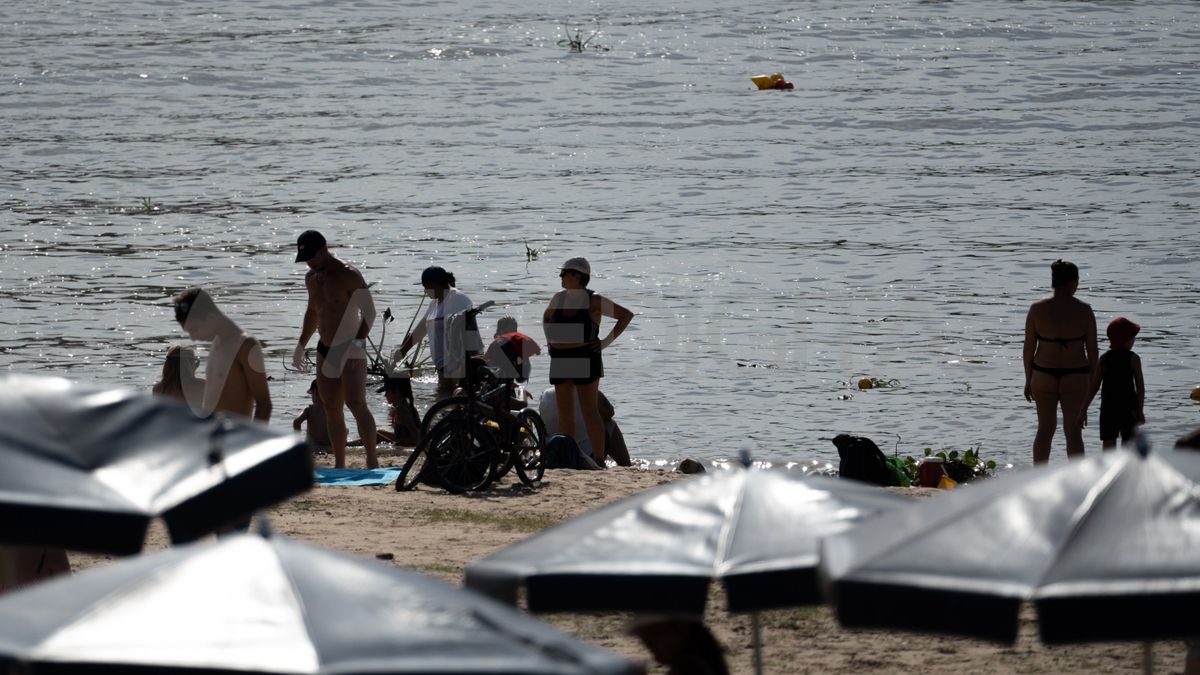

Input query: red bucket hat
[1106,316,1141,345]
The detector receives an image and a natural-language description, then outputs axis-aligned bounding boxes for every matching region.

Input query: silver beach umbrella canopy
[822,443,1200,646]
[465,462,910,614]
[0,533,640,675]
[0,374,313,555]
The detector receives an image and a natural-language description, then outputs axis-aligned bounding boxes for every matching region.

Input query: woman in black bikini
[543,257,634,465]
[1023,260,1098,464]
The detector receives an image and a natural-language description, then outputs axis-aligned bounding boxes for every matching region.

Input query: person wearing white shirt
[537,386,631,466]
[397,266,475,399]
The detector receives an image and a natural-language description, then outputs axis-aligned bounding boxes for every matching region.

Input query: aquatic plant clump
[557,24,610,53]
[899,446,998,484]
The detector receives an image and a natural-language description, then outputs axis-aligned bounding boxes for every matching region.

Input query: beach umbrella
[465,460,910,673]
[822,444,1200,658]
[0,532,639,675]
[0,373,313,555]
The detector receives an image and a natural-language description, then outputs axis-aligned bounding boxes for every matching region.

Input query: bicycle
[396,304,546,493]
[397,368,547,493]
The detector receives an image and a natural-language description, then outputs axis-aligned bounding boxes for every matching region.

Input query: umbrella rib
[713,471,747,575]
[1034,454,1129,589]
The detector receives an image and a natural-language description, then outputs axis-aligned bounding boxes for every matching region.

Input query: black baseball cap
[295,230,327,262]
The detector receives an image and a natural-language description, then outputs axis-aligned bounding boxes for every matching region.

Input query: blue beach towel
[315,467,403,487]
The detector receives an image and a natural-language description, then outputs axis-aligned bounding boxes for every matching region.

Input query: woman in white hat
[543,257,634,466]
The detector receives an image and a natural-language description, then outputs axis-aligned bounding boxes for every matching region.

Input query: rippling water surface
[2,0,1198,468]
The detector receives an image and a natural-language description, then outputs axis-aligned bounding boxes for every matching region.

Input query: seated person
[485,316,542,381]
[485,317,541,409]
[293,380,331,453]
[538,386,631,466]
[630,615,729,675]
[376,370,421,448]
[151,344,206,411]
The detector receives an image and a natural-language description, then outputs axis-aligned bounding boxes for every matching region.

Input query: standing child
[1081,317,1145,449]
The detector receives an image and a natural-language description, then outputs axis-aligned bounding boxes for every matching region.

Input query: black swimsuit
[547,290,603,385]
[1032,333,1089,378]
[1031,363,1090,378]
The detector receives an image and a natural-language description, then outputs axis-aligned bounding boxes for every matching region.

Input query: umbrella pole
[752,611,763,675]
[1142,641,1153,675]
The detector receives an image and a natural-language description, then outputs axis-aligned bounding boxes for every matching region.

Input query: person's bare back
[206,335,271,420]
[173,287,272,423]
[1026,295,1095,369]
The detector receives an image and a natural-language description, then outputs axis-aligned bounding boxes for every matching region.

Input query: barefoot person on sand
[543,257,633,465]
[173,287,272,422]
[292,230,378,469]
[1023,259,1098,465]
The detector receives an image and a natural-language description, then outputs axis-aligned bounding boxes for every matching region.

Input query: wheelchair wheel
[396,433,435,492]
[510,409,546,485]
[420,395,472,438]
[428,416,499,493]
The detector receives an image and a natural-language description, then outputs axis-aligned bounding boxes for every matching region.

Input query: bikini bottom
[1031,363,1089,378]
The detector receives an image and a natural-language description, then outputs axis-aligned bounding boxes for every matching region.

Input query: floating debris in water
[736,361,777,369]
[856,377,900,390]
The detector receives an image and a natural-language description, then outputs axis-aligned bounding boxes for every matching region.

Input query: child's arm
[293,407,309,431]
[1132,353,1146,424]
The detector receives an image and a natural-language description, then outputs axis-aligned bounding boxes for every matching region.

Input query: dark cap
[419,265,449,286]
[295,230,327,263]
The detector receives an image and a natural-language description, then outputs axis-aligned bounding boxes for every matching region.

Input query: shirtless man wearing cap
[292,230,378,468]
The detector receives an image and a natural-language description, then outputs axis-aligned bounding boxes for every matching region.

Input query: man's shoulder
[235,335,264,357]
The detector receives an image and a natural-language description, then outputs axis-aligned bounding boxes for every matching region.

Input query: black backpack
[544,434,599,470]
[832,434,891,486]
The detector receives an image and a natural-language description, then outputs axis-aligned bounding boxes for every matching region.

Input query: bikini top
[1037,333,1086,348]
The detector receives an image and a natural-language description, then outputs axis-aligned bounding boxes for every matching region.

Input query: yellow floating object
[1192,385,1200,401]
[751,72,785,90]
[857,377,874,390]
[938,475,958,490]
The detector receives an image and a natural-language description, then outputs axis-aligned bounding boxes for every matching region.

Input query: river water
[2,0,1197,470]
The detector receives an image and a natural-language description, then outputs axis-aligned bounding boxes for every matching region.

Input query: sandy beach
[71,449,1185,675]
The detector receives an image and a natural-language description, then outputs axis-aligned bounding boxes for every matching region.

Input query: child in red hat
[1081,316,1145,448]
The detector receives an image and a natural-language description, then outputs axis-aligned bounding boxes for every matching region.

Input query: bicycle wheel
[420,395,472,437]
[428,416,499,494]
[396,433,436,491]
[510,409,546,485]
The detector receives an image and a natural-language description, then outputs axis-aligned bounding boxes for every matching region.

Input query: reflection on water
[1,0,1198,468]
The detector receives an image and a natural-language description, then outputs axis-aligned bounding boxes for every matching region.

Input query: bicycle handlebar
[466,300,496,317]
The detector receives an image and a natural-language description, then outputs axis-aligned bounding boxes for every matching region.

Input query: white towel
[443,309,484,378]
